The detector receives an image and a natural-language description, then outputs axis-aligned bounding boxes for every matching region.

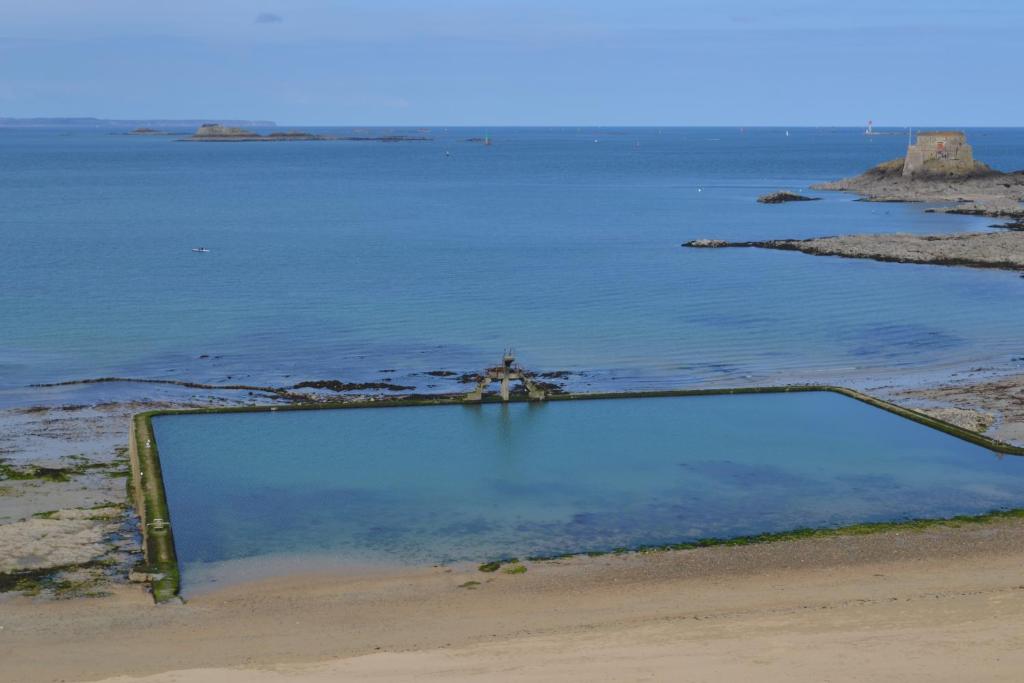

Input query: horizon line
[2,118,1023,130]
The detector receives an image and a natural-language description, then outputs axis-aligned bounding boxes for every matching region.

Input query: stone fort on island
[903,131,974,177]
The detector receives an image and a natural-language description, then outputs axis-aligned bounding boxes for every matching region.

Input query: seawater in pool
[152,392,1024,591]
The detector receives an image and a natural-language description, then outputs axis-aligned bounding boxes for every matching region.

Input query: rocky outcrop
[192,123,258,138]
[897,374,1024,446]
[924,202,1024,228]
[814,157,1000,191]
[126,127,172,136]
[292,379,416,392]
[686,239,731,248]
[810,158,1024,219]
[0,507,122,574]
[186,123,330,142]
[184,124,429,143]
[683,232,1024,272]
[913,407,994,434]
[757,191,819,204]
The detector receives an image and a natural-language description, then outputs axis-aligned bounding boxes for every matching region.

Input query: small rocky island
[181,123,431,143]
[125,127,174,136]
[757,191,819,204]
[812,131,1024,221]
[183,123,332,142]
[686,131,1024,272]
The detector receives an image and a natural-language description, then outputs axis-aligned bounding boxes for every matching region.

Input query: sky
[0,0,1020,126]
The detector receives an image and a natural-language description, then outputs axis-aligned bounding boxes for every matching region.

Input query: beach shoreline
[4,514,1024,681]
[4,372,1024,680]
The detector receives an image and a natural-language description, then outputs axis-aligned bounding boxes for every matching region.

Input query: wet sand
[2,517,1024,682]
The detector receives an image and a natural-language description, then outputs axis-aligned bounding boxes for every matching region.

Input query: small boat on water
[191,247,210,253]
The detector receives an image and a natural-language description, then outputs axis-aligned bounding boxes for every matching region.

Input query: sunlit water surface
[3,127,1024,398]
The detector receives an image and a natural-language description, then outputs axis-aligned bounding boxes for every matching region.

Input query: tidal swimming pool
[151,392,1024,590]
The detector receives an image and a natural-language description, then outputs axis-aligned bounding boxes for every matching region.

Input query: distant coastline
[0,117,277,129]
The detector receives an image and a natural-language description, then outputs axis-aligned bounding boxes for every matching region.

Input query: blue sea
[154,392,1024,591]
[3,126,1024,401]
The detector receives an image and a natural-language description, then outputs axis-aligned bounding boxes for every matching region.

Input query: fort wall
[903,131,974,176]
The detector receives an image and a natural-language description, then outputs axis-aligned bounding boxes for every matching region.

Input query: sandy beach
[2,515,1023,682]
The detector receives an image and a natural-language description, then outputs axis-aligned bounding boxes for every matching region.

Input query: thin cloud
[255,13,283,24]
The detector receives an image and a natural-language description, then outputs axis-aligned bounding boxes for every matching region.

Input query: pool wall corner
[823,386,1024,456]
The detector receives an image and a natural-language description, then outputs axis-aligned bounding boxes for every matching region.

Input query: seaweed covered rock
[757,191,819,204]
[293,379,415,392]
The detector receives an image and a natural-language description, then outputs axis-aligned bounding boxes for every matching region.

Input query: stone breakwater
[683,231,1024,272]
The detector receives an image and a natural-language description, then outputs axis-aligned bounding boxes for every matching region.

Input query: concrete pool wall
[129,385,1024,602]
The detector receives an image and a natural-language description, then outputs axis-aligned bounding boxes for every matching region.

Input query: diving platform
[464,350,547,402]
